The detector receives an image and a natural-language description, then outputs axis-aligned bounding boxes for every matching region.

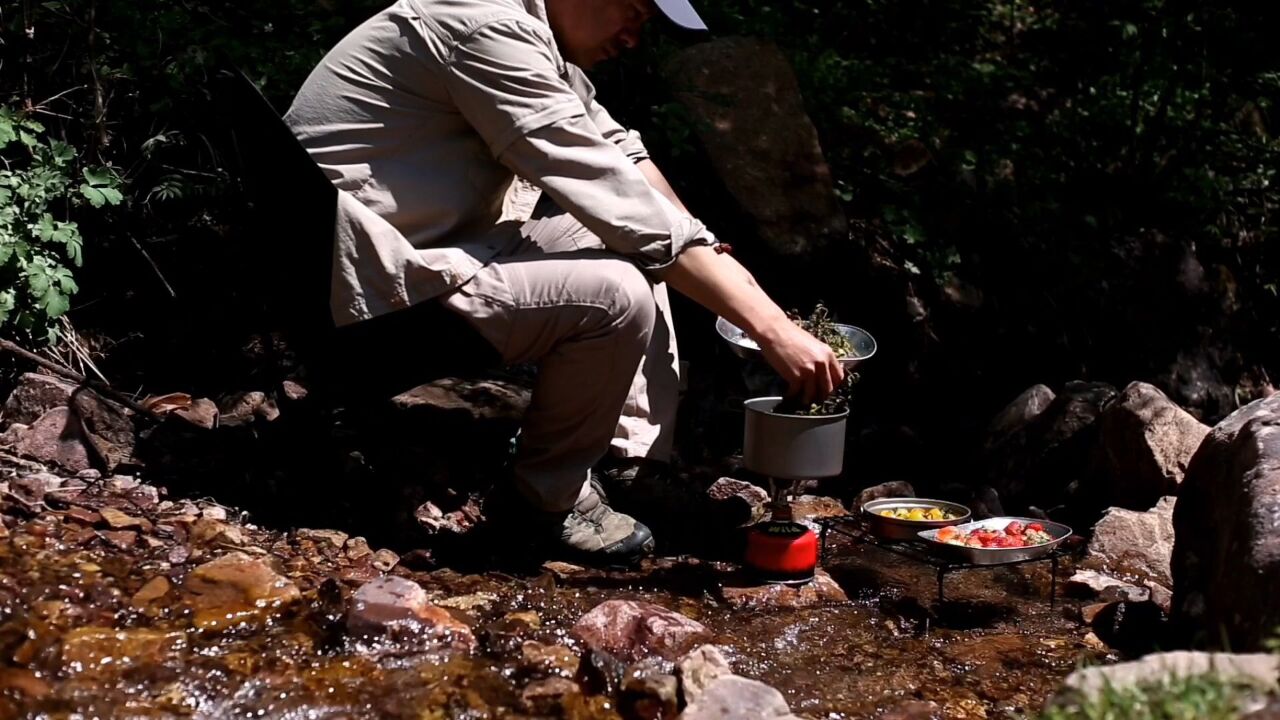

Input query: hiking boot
[559,480,655,562]
[485,480,654,566]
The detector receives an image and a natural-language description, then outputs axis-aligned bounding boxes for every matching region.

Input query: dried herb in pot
[774,372,859,416]
[772,303,861,417]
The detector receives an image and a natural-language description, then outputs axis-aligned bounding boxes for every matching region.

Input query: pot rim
[743,395,850,420]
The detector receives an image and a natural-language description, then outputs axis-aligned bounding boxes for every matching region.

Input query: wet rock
[520,641,580,679]
[99,529,138,550]
[520,677,582,715]
[677,645,732,706]
[182,552,302,631]
[680,675,800,720]
[985,381,1117,512]
[347,576,475,651]
[720,569,848,609]
[1092,382,1209,510]
[415,499,483,536]
[706,478,769,527]
[131,576,172,607]
[14,407,93,473]
[571,600,712,664]
[879,701,943,720]
[344,536,373,560]
[63,506,101,525]
[0,667,50,699]
[1082,496,1176,591]
[1049,651,1279,710]
[98,506,146,530]
[665,38,846,257]
[70,389,135,472]
[1,373,76,426]
[1065,569,1145,600]
[984,384,1056,452]
[620,667,678,720]
[1172,395,1280,650]
[218,391,271,427]
[853,481,916,511]
[60,627,183,675]
[483,611,544,655]
[1088,600,1167,656]
[190,518,246,547]
[371,548,399,571]
[436,592,498,612]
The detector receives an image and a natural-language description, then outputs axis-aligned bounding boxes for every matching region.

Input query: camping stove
[743,479,819,584]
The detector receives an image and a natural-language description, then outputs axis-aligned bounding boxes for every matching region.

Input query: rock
[853,481,916,511]
[60,627,182,676]
[786,495,847,525]
[347,576,475,651]
[1065,569,1143,599]
[70,389,135,472]
[1162,347,1237,424]
[131,576,172,607]
[182,552,301,631]
[297,528,348,548]
[1049,651,1279,710]
[13,407,93,472]
[10,471,64,504]
[99,530,138,550]
[519,677,581,715]
[720,569,848,609]
[1092,382,1209,510]
[620,668,678,720]
[1082,496,1176,590]
[969,485,1005,519]
[520,641,580,679]
[677,645,732,706]
[371,549,399,571]
[1088,600,1167,656]
[571,600,712,664]
[281,379,309,402]
[436,592,499,612]
[1,373,77,426]
[680,676,800,720]
[391,378,530,424]
[98,506,146,530]
[0,667,50,699]
[0,422,28,446]
[985,381,1117,512]
[706,478,769,527]
[1079,603,1110,625]
[665,38,846,257]
[345,537,373,560]
[414,499,483,536]
[1172,395,1280,650]
[482,611,544,655]
[878,701,943,719]
[173,398,219,430]
[218,391,269,427]
[984,384,1056,452]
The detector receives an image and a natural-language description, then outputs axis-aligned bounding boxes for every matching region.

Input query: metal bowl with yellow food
[862,498,971,541]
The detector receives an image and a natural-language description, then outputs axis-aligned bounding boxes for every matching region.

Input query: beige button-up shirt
[286,0,715,326]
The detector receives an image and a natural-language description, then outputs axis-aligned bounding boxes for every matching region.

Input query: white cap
[655,0,708,30]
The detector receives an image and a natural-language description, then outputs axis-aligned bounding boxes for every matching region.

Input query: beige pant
[440,204,680,511]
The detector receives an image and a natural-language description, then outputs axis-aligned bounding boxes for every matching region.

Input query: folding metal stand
[817,516,1066,606]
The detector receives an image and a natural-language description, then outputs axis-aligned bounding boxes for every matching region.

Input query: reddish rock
[787,495,847,523]
[1093,382,1209,510]
[70,389,135,471]
[1,373,77,426]
[14,407,92,472]
[720,569,848,609]
[131,576,172,607]
[520,641,580,678]
[520,677,581,715]
[173,398,219,430]
[60,627,183,676]
[854,481,916,511]
[347,576,475,651]
[707,478,769,527]
[182,552,301,631]
[677,645,732,706]
[680,675,800,720]
[571,600,712,664]
[1082,496,1175,591]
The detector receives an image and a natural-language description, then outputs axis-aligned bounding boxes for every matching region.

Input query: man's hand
[753,316,845,405]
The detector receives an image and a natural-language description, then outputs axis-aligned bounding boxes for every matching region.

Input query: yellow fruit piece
[880,510,894,517]
[906,509,926,521]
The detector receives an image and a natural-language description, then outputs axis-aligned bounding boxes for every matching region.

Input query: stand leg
[1050,555,1059,608]
[937,569,946,605]
[819,523,829,563]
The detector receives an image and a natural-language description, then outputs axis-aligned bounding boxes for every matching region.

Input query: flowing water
[0,462,1107,719]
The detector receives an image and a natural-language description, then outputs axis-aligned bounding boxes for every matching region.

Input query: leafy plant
[0,107,121,344]
[1040,673,1254,720]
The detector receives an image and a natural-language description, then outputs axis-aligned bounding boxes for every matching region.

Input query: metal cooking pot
[742,397,848,480]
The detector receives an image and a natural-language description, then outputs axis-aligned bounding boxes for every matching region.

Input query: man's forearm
[656,244,788,343]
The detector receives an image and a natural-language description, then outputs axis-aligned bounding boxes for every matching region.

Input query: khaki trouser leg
[441,248,657,512]
[515,203,682,461]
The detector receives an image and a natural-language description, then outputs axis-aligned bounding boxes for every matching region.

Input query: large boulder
[71,389,137,472]
[12,407,93,473]
[1171,395,1280,650]
[1081,496,1176,592]
[984,381,1117,513]
[665,37,846,257]
[984,384,1056,452]
[1091,382,1209,510]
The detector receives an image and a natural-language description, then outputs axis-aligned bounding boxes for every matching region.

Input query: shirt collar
[523,0,550,25]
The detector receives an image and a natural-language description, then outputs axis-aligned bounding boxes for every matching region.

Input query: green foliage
[0,107,120,344]
[1040,674,1253,720]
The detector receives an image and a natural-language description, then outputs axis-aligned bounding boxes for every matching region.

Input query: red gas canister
[744,520,819,583]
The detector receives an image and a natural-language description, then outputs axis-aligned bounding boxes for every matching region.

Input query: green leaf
[0,116,15,148]
[80,185,109,208]
[40,286,70,319]
[82,166,114,186]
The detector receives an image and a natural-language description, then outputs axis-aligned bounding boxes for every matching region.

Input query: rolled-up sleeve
[444,19,711,269]
[564,64,650,163]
